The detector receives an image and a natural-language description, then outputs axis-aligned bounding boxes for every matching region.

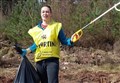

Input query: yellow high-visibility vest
[28,21,62,62]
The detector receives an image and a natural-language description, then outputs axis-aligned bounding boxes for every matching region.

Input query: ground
[0,38,120,83]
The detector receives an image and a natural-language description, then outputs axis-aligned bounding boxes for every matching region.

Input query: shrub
[1,0,120,49]
[3,0,42,43]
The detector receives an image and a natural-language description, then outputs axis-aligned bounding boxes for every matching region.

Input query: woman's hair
[42,5,52,13]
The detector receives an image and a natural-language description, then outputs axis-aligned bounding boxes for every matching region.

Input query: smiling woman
[40,5,52,25]
[18,5,74,83]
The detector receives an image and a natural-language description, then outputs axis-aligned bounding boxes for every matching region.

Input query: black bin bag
[14,56,40,83]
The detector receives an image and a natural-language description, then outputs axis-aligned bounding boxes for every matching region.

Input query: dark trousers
[36,58,59,83]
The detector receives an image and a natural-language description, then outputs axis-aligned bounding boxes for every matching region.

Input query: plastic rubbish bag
[14,56,40,83]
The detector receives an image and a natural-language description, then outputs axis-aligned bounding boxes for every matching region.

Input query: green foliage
[3,0,42,42]
[70,0,120,48]
[1,0,120,49]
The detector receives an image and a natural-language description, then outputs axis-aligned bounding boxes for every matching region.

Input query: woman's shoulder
[53,20,61,24]
[51,20,62,27]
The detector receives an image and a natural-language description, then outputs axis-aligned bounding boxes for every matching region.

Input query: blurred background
[0,0,120,83]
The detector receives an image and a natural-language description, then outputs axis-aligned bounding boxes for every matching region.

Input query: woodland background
[0,0,120,83]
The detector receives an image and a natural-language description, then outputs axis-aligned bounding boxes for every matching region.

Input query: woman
[21,5,74,83]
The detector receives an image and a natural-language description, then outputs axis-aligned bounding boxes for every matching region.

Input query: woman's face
[41,6,52,22]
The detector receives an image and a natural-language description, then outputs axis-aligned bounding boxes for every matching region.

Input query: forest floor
[0,36,120,83]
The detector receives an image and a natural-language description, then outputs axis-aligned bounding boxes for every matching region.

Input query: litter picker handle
[71,1,120,43]
[71,29,83,42]
[81,1,120,30]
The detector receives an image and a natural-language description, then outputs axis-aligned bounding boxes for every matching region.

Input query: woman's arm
[26,43,37,54]
[58,29,73,46]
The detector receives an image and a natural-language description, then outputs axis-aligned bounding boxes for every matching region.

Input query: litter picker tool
[71,1,120,42]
